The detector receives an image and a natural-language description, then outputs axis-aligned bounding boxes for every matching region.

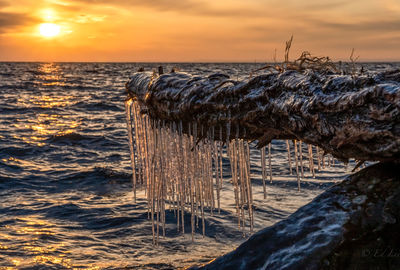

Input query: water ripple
[0,62,395,269]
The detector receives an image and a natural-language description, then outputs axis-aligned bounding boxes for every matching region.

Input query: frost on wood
[126,69,400,163]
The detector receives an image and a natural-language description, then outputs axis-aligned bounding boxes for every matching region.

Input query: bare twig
[349,48,360,75]
[251,36,338,76]
[284,35,294,63]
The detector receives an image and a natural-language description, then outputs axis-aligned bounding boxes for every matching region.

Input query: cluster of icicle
[125,99,339,244]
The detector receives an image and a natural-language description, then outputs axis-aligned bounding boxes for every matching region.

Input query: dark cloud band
[0,11,37,33]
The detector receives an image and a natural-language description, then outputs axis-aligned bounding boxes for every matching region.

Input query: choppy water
[0,62,398,269]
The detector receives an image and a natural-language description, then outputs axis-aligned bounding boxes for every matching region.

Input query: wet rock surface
[189,162,400,270]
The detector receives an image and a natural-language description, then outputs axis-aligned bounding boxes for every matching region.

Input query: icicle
[131,102,143,187]
[218,126,223,190]
[124,99,137,202]
[261,146,266,199]
[299,141,304,178]
[244,140,254,232]
[316,146,321,171]
[190,122,196,242]
[214,139,221,213]
[201,143,206,237]
[208,128,215,215]
[229,137,240,228]
[293,140,301,191]
[197,138,205,237]
[178,120,185,234]
[227,121,241,229]
[125,102,327,241]
[156,121,161,244]
[286,140,292,175]
[268,143,273,183]
[150,118,156,245]
[308,144,315,178]
[237,138,245,231]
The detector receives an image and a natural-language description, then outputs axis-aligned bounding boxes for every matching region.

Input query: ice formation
[124,68,399,243]
[125,99,339,243]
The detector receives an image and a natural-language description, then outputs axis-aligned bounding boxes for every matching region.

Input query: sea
[0,62,398,269]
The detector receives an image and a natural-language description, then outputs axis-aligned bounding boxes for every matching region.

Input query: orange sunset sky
[0,0,399,62]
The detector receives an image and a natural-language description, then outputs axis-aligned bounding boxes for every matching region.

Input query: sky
[0,0,399,62]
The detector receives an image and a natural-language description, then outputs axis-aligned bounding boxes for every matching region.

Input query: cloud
[67,0,265,18]
[0,11,37,33]
[245,16,400,40]
[299,0,350,10]
[0,0,9,7]
[382,0,400,13]
[69,0,204,11]
[307,18,400,32]
[262,0,352,11]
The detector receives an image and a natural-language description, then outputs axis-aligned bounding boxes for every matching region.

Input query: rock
[189,163,400,270]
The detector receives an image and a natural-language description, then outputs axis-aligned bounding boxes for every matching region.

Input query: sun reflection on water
[18,95,74,109]
[11,113,81,146]
[1,213,140,269]
[1,217,74,269]
[37,63,66,86]
[1,156,39,169]
[11,63,82,146]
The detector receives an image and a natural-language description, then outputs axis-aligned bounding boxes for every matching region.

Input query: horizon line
[1,60,400,64]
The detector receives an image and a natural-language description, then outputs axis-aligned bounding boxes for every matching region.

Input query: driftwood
[126,69,400,163]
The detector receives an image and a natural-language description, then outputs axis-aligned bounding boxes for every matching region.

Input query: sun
[39,23,61,38]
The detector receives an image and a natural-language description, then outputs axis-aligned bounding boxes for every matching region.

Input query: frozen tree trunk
[126,69,400,163]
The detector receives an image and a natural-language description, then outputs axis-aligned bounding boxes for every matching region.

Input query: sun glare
[39,23,61,38]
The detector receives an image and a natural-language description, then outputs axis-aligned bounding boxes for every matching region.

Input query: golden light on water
[13,113,80,146]
[1,217,73,268]
[39,23,61,38]
[1,215,118,269]
[29,96,72,108]
[10,63,81,146]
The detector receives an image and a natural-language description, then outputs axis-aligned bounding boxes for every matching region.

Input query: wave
[0,72,13,76]
[0,166,132,195]
[54,166,132,194]
[47,132,104,144]
[73,100,121,111]
[46,132,124,149]
[0,105,58,114]
[92,166,131,180]
[0,146,39,157]
[26,70,46,76]
[69,166,132,185]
